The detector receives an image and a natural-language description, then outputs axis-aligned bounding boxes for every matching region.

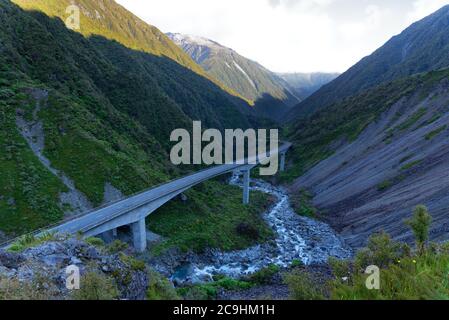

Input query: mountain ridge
[285,4,449,121]
[12,0,251,104]
[167,32,302,120]
[277,72,340,100]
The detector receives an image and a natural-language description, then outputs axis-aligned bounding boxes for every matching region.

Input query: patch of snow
[168,33,222,49]
[233,61,256,89]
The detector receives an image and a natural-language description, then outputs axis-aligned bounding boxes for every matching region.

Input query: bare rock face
[291,80,449,248]
[15,88,93,216]
[103,183,124,205]
[0,251,26,269]
[0,237,150,300]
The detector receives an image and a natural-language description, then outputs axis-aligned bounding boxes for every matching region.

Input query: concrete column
[99,230,114,243]
[131,218,147,252]
[243,169,250,205]
[112,228,118,237]
[280,152,286,172]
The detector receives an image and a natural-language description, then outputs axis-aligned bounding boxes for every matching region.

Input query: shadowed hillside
[12,0,250,103]
[0,0,269,240]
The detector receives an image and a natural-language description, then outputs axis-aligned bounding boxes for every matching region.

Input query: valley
[167,33,337,121]
[1,0,449,302]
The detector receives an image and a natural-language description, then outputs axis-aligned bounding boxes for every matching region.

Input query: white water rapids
[171,174,352,283]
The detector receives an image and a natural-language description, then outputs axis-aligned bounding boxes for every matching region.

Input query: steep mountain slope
[167,33,300,120]
[11,0,255,130]
[286,5,449,120]
[277,72,339,100]
[16,0,196,70]
[0,0,260,239]
[283,5,449,247]
[12,0,249,103]
[288,68,449,248]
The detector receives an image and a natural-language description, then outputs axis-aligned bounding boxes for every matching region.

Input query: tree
[405,205,432,255]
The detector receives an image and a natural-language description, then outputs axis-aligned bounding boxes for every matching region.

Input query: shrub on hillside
[290,190,317,218]
[85,237,105,248]
[107,240,129,254]
[0,275,58,300]
[284,270,326,300]
[247,264,280,285]
[405,205,432,255]
[146,269,180,300]
[71,271,119,300]
[291,259,304,268]
[354,232,410,270]
[0,88,14,99]
[119,253,146,271]
[328,257,351,280]
[177,276,252,300]
[179,286,215,300]
[236,223,260,240]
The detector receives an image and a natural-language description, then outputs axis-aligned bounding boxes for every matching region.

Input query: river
[170,174,352,284]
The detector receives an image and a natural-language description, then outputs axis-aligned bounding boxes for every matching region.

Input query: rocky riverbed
[154,174,352,284]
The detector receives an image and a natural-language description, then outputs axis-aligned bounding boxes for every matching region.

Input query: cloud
[267,0,335,10]
[407,0,449,23]
[268,0,281,7]
[116,0,449,73]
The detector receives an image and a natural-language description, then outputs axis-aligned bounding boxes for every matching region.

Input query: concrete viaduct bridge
[30,143,291,252]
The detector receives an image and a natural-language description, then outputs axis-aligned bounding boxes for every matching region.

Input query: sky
[116,0,449,73]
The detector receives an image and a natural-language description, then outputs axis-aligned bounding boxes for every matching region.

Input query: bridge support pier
[99,230,115,243]
[131,219,147,253]
[243,169,250,205]
[280,152,286,172]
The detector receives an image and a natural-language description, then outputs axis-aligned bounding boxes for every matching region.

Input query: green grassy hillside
[148,179,274,254]
[0,0,268,241]
[12,0,249,104]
